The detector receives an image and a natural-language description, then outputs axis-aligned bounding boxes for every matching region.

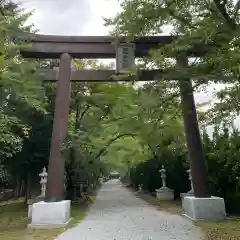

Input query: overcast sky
[19,0,121,35]
[18,0,237,133]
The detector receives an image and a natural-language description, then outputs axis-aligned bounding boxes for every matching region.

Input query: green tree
[0,0,46,161]
[104,0,240,123]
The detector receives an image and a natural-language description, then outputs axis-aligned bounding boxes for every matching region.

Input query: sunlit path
[56,179,204,240]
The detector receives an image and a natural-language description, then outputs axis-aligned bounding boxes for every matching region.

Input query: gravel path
[56,179,204,240]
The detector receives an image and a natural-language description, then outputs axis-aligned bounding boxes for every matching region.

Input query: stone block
[156,187,174,201]
[28,200,71,229]
[183,196,226,221]
[27,196,45,218]
[180,192,194,209]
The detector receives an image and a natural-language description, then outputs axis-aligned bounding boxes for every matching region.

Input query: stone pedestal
[28,200,72,229]
[28,199,36,218]
[180,191,194,208]
[180,191,194,198]
[156,187,174,201]
[27,196,44,218]
[155,165,173,200]
[182,196,226,220]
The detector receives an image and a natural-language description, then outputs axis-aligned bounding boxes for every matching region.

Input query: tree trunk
[25,174,32,203]
[66,101,81,200]
[14,176,20,198]
[20,179,25,197]
[66,164,74,200]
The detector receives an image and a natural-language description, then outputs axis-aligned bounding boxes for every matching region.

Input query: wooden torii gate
[21,34,209,202]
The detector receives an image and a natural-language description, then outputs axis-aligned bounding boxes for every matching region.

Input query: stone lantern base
[182,196,226,220]
[28,200,72,229]
[156,187,174,201]
[180,189,194,198]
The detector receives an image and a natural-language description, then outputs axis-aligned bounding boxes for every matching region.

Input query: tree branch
[234,0,240,20]
[94,133,136,159]
[98,105,112,122]
[164,0,196,29]
[213,0,237,29]
[79,104,91,121]
[147,144,158,159]
[0,7,4,16]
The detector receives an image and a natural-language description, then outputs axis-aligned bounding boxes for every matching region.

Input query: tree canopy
[104,0,240,124]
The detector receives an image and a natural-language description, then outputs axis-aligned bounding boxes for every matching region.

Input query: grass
[0,196,95,240]
[134,190,240,240]
[197,220,240,240]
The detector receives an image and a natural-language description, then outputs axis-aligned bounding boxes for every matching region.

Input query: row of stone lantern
[40,165,195,202]
[154,165,194,201]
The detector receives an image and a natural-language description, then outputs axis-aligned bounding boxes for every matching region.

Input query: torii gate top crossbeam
[20,34,203,59]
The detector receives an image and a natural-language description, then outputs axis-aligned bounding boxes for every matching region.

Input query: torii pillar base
[28,200,72,229]
[182,196,226,221]
[29,53,73,229]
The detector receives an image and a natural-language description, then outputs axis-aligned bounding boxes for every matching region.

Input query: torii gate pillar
[45,53,72,202]
[29,53,72,229]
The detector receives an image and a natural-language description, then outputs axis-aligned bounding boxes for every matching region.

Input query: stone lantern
[186,169,194,195]
[160,165,167,188]
[180,168,194,212]
[27,167,48,218]
[39,167,48,198]
[155,165,174,200]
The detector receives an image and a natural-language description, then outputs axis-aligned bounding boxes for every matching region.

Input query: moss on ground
[197,220,240,240]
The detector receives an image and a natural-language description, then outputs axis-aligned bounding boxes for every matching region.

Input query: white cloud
[19,0,121,35]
